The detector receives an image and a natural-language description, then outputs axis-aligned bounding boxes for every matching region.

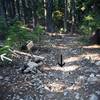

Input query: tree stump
[90,28,100,44]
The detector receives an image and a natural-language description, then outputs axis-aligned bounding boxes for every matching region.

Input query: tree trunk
[64,0,68,32]
[21,0,27,24]
[0,0,7,25]
[0,0,3,16]
[27,0,33,20]
[7,0,13,19]
[58,0,64,11]
[44,0,47,30]
[11,0,16,19]
[31,0,38,27]
[46,0,54,32]
[71,0,76,34]
[16,0,21,20]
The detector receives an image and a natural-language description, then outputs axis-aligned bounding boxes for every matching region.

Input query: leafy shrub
[31,25,44,42]
[79,13,100,35]
[78,36,91,45]
[0,21,44,54]
[4,21,28,50]
[52,10,64,29]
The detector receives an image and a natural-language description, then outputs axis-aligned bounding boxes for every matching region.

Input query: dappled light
[63,65,80,72]
[52,44,68,49]
[82,53,100,61]
[83,45,100,49]
[0,0,100,100]
[64,56,81,63]
[43,65,80,72]
[45,82,65,92]
[67,84,81,91]
[45,81,81,92]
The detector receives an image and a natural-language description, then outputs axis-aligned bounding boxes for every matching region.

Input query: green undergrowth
[78,35,91,45]
[0,21,44,55]
[79,12,100,35]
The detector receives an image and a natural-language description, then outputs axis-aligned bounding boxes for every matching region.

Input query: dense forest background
[0,1,100,99]
[0,0,100,53]
[0,0,100,33]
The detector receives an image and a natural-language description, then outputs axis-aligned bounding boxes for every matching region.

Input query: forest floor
[0,33,100,100]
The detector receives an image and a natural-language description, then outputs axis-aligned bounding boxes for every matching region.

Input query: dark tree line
[0,0,100,33]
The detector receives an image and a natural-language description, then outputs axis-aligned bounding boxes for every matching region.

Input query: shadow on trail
[0,33,100,100]
[40,33,100,100]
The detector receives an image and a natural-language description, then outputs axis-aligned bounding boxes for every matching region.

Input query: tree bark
[58,0,64,11]
[2,0,7,20]
[0,0,4,16]
[0,0,7,25]
[64,0,68,32]
[31,0,38,27]
[16,0,21,20]
[11,0,16,19]
[46,0,54,32]
[44,0,47,30]
[21,0,28,23]
[71,0,76,34]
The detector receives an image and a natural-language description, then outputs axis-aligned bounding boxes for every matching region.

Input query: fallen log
[10,49,32,57]
[0,49,45,74]
[9,49,45,61]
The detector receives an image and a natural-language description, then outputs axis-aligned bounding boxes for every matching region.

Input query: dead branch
[9,49,45,60]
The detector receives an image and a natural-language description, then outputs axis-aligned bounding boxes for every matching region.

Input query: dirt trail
[0,34,100,100]
[42,33,100,100]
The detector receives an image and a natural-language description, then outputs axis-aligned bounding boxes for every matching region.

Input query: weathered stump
[90,28,100,44]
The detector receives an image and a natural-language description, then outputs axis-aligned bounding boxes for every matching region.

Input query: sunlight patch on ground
[48,32,65,36]
[67,84,81,91]
[83,45,100,49]
[43,65,79,72]
[63,65,79,72]
[64,56,80,63]
[82,53,100,60]
[52,44,68,49]
[45,82,66,92]
[45,81,81,92]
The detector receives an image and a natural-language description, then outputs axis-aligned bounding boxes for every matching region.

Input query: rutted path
[0,33,100,100]
[42,33,100,100]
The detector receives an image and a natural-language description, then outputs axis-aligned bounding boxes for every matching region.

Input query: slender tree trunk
[33,10,37,27]
[0,0,7,38]
[16,0,21,20]
[46,0,54,32]
[11,0,16,19]
[0,0,3,16]
[44,0,47,30]
[64,0,68,32]
[0,0,7,24]
[58,0,64,11]
[21,0,27,23]
[71,0,76,34]
[31,0,38,27]
[7,0,15,19]
[27,0,32,20]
